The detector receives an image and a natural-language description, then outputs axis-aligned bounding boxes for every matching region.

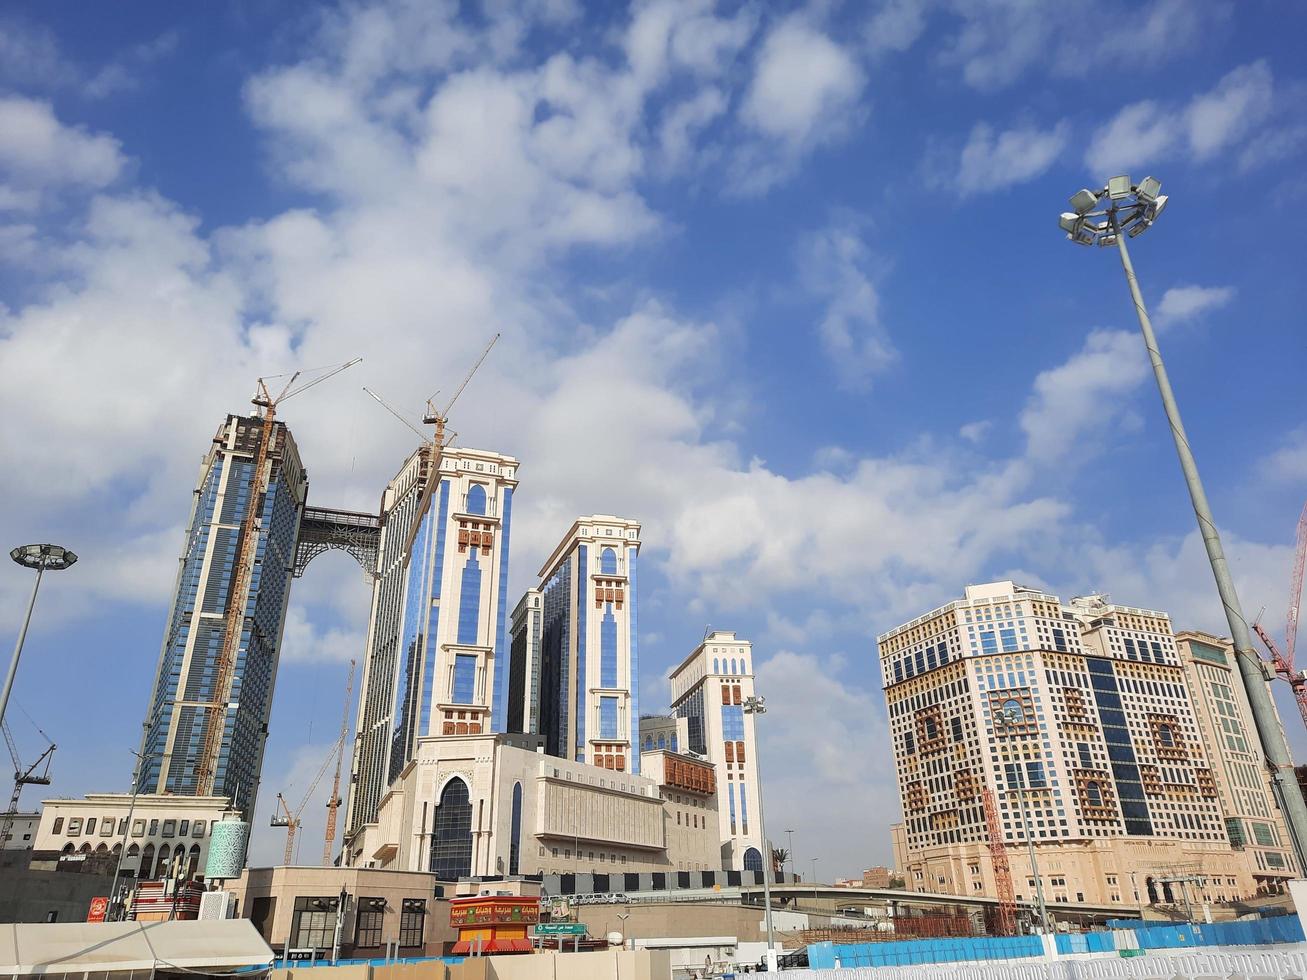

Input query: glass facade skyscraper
[137,414,307,817]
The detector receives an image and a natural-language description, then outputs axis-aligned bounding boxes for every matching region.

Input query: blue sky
[1,0,1305,875]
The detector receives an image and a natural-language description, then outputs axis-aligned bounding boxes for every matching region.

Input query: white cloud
[1186,60,1273,160]
[797,221,896,391]
[864,0,930,55]
[955,119,1069,195]
[734,16,864,191]
[1020,329,1148,463]
[1086,61,1277,176]
[1084,100,1181,177]
[1263,429,1307,485]
[959,420,991,444]
[1154,284,1235,330]
[0,97,126,189]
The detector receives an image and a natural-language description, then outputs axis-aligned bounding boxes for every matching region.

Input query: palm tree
[771,846,789,879]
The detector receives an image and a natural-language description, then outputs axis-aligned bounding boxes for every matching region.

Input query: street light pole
[1011,769,1051,935]
[785,829,795,884]
[1057,176,1307,868]
[2,545,77,728]
[108,749,158,921]
[742,695,777,973]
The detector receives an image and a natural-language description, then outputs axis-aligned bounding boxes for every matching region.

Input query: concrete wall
[271,949,671,980]
[0,860,115,924]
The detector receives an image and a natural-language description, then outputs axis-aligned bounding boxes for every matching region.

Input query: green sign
[535,923,587,936]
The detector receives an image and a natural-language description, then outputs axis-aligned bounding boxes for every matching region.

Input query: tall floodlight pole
[108,749,158,921]
[1058,176,1307,869]
[995,707,1050,935]
[742,695,777,972]
[3,545,78,728]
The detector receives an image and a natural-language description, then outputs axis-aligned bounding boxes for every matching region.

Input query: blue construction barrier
[807,916,1304,969]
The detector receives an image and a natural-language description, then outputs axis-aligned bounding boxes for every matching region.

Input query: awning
[0,919,275,976]
[451,938,534,954]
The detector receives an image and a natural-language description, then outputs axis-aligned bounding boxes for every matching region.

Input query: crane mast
[982,786,1017,936]
[195,359,360,798]
[323,660,356,865]
[1253,501,1307,732]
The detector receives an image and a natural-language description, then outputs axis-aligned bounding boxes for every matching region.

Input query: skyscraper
[138,414,307,817]
[506,588,542,735]
[529,516,641,771]
[668,630,765,872]
[344,445,517,851]
[880,582,1281,908]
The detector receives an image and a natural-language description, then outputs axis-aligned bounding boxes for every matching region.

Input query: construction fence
[804,916,1306,970]
[789,947,1307,980]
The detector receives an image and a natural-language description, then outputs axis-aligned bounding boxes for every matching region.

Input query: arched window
[671,734,679,752]
[922,716,938,740]
[79,843,92,854]
[743,847,764,874]
[127,843,139,858]
[643,735,653,751]
[112,843,123,856]
[730,658,737,675]
[187,844,201,877]
[466,484,487,516]
[61,843,75,855]
[141,844,155,876]
[1157,724,1175,747]
[430,778,474,879]
[600,547,618,575]
[509,783,523,876]
[95,843,109,855]
[740,658,747,675]
[713,658,719,674]
[999,699,1023,725]
[155,847,170,878]
[657,734,666,750]
[1084,781,1103,807]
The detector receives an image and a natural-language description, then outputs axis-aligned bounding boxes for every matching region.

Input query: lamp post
[810,858,818,886]
[1057,176,1307,869]
[108,749,159,921]
[785,828,795,884]
[994,703,1050,935]
[3,545,77,728]
[741,694,777,972]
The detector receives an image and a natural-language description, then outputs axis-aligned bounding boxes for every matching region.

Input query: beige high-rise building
[878,582,1290,914]
[1176,629,1296,891]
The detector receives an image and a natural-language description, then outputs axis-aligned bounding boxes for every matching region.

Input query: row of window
[51,816,209,839]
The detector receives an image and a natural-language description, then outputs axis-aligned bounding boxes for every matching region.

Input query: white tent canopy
[0,920,274,976]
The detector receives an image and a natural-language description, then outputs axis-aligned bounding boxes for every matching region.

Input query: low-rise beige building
[1,813,39,851]
[33,794,232,879]
[228,866,458,957]
[350,733,720,878]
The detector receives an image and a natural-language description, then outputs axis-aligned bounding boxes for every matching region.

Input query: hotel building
[879,582,1284,910]
[669,631,765,872]
[343,446,518,865]
[525,516,642,771]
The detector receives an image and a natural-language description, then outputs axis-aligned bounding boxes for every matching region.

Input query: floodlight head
[1107,175,1132,200]
[1150,194,1168,220]
[1136,176,1161,203]
[1098,232,1118,247]
[10,543,78,571]
[1127,219,1151,238]
[1070,188,1100,214]
[1071,225,1095,246]
[1059,212,1081,234]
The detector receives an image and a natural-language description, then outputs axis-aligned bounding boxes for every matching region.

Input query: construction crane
[1252,501,1307,730]
[271,738,342,866]
[1,717,54,847]
[196,358,362,797]
[361,334,499,561]
[322,659,356,866]
[981,786,1017,936]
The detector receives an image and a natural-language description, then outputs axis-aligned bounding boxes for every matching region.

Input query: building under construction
[136,414,309,817]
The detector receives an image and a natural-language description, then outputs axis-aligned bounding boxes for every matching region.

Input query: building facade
[1176,629,1296,891]
[506,589,542,736]
[880,582,1280,911]
[668,631,765,872]
[138,414,307,816]
[532,517,642,771]
[33,794,231,879]
[0,813,39,851]
[344,446,518,857]
[357,732,719,877]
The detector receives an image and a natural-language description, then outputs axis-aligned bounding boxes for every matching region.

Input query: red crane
[1253,501,1307,730]
[982,786,1017,936]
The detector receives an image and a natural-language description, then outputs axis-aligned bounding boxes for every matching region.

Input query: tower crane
[981,786,1017,936]
[0,717,54,847]
[322,659,356,865]
[196,358,361,797]
[1252,501,1307,731]
[271,739,342,867]
[362,333,499,561]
